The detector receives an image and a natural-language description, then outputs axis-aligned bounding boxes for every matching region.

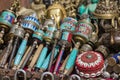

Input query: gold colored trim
[43,37,51,43]
[73,35,87,44]
[34,31,44,37]
[0,24,9,30]
[93,12,119,19]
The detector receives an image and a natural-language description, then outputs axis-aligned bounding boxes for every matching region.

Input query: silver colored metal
[14,69,27,80]
[102,71,110,78]
[2,76,11,80]
[9,24,18,34]
[40,72,54,80]
[80,44,93,53]
[14,27,25,38]
[70,74,81,80]
[111,73,119,79]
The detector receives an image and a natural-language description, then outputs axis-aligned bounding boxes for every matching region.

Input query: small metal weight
[102,71,111,78]
[2,76,11,80]
[40,72,54,80]
[54,17,76,74]
[70,74,81,80]
[14,69,27,80]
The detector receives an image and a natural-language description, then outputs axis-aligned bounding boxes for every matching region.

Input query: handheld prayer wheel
[64,21,98,75]
[35,23,56,71]
[20,29,44,69]
[0,23,19,68]
[13,14,40,69]
[107,53,120,67]
[75,51,104,78]
[73,20,96,45]
[8,25,25,68]
[54,17,77,74]
[0,9,16,44]
[48,30,61,71]
[47,1,66,29]
[39,30,61,80]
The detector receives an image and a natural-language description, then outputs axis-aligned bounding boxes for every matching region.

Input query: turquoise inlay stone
[88,3,97,13]
[14,39,27,65]
[78,5,88,15]
[32,29,44,41]
[0,10,15,27]
[61,31,69,41]
[40,46,59,69]
[60,17,77,31]
[65,48,79,70]
[91,0,99,3]
[35,46,48,68]
[44,25,56,39]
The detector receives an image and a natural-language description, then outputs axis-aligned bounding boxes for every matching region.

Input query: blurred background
[0,0,30,11]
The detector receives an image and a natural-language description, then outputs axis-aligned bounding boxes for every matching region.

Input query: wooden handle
[28,44,43,71]
[17,46,31,69]
[59,55,69,74]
